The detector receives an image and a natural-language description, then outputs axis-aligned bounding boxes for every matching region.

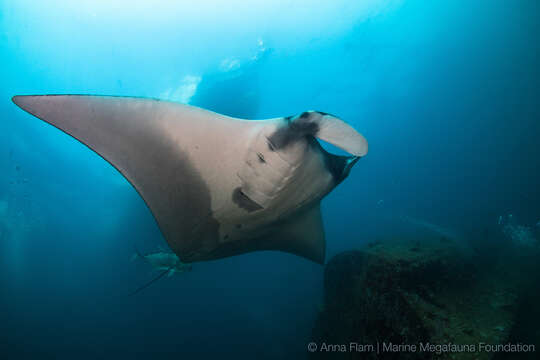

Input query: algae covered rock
[310,238,528,360]
[313,249,433,359]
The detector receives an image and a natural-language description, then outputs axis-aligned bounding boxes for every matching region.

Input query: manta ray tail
[128,267,172,296]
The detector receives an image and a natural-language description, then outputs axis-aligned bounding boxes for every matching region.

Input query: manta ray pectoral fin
[268,203,326,264]
[289,111,368,157]
[12,95,222,260]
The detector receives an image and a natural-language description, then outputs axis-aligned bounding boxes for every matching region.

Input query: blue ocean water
[0,0,538,359]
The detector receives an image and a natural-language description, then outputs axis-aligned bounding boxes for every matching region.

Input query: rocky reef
[310,237,538,360]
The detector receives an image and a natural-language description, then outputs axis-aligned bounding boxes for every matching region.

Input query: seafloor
[310,235,540,360]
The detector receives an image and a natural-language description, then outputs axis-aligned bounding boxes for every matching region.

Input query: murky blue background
[1,1,538,358]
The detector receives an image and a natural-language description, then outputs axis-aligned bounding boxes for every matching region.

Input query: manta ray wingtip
[11,95,34,109]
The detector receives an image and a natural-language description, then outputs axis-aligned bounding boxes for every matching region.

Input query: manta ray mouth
[327,154,360,184]
[307,136,360,184]
[343,156,360,176]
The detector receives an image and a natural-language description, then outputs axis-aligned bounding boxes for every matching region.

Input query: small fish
[132,249,192,274]
[129,249,192,296]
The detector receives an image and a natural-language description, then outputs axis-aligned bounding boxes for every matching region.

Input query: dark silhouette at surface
[190,41,272,119]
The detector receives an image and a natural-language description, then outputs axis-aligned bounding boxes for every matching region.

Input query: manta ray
[12,95,368,264]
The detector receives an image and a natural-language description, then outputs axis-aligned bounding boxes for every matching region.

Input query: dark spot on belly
[232,187,263,212]
[235,224,243,229]
[224,234,229,240]
[300,111,311,118]
[257,152,266,163]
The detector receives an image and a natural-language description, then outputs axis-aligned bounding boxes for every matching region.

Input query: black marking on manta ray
[267,125,297,150]
[232,187,263,212]
[257,152,266,163]
[299,111,311,118]
[290,118,319,135]
[266,137,277,151]
[267,113,320,150]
